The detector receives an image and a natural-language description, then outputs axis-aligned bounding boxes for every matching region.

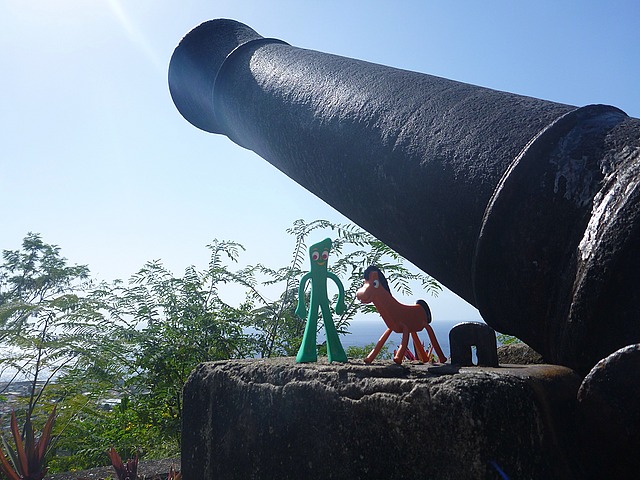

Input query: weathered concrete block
[182,358,582,479]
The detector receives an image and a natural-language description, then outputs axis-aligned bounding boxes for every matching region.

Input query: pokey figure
[356,265,447,365]
[295,238,348,363]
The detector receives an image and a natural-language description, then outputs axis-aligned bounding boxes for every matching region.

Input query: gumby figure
[295,238,348,363]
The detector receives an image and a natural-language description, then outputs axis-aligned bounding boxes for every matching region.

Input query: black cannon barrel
[169,19,640,374]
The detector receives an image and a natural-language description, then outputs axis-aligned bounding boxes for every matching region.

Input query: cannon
[169,19,640,375]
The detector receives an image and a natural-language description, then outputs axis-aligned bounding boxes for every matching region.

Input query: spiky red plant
[107,447,139,480]
[167,464,182,480]
[0,406,57,480]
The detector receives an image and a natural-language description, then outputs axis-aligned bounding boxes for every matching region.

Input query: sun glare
[8,0,163,73]
[106,0,164,72]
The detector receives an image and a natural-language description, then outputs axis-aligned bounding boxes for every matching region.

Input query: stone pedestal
[182,358,582,479]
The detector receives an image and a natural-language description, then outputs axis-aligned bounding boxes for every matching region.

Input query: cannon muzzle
[169,19,640,374]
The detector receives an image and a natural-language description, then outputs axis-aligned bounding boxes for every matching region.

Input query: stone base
[182,358,583,480]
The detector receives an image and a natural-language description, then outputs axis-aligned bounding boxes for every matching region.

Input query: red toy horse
[356,265,447,364]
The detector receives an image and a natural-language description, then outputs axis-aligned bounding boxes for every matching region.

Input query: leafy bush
[496,334,522,346]
[346,342,391,360]
[0,222,440,472]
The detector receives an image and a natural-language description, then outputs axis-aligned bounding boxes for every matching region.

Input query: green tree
[103,240,256,448]
[244,219,441,358]
[0,225,442,473]
[0,233,115,422]
[244,219,333,358]
[330,222,441,329]
[43,389,171,473]
[94,220,441,451]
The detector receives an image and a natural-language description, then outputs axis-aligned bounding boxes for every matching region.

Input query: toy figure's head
[357,265,391,304]
[309,238,332,271]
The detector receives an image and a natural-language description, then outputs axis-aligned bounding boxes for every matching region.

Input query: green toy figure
[295,238,348,363]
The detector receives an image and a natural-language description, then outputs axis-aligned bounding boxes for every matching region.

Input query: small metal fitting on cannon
[449,322,499,367]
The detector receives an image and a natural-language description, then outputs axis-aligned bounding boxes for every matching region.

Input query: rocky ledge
[182,358,584,480]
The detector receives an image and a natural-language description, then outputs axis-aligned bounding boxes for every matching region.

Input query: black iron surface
[449,322,499,367]
[169,19,640,374]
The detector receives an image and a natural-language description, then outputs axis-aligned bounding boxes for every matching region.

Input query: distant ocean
[336,318,476,358]
[0,319,484,383]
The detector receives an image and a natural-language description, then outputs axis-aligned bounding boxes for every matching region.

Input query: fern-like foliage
[0,233,120,422]
[243,219,441,358]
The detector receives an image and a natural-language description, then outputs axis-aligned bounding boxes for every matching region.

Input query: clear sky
[1,1,638,322]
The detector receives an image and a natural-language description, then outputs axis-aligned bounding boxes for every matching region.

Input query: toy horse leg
[364,327,392,363]
[425,324,448,363]
[395,328,410,364]
[410,331,429,362]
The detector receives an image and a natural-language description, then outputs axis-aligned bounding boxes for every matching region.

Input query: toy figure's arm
[295,272,312,319]
[327,271,346,315]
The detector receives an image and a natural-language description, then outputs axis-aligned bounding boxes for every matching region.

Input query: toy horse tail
[417,300,448,363]
[416,300,432,324]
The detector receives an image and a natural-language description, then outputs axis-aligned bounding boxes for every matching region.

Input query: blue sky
[1,1,638,322]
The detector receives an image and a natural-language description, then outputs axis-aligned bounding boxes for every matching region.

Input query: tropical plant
[0,407,56,480]
[107,446,138,480]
